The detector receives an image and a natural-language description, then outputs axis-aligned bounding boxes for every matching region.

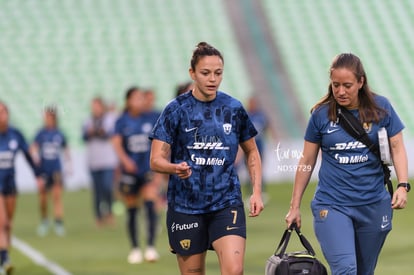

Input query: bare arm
[285,140,320,228]
[240,137,264,217]
[29,142,40,166]
[150,139,191,179]
[389,131,409,209]
[111,134,136,173]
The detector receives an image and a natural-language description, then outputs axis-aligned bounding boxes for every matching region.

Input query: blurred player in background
[0,101,38,274]
[150,42,264,275]
[82,97,118,228]
[112,87,159,264]
[175,81,193,97]
[236,96,272,203]
[30,106,71,237]
[143,89,168,212]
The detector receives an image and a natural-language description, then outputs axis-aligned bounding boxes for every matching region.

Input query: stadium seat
[262,0,414,137]
[0,0,250,145]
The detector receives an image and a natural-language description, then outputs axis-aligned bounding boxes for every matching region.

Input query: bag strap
[274,223,316,257]
[336,105,393,197]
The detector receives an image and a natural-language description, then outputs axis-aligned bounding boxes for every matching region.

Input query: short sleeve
[149,102,179,145]
[304,108,323,143]
[238,106,258,142]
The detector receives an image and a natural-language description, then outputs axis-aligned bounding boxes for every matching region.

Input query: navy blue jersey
[34,128,67,174]
[143,110,161,125]
[0,126,31,183]
[150,91,258,214]
[306,95,404,206]
[114,112,155,177]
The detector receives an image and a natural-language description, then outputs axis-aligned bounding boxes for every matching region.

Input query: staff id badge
[378,127,393,166]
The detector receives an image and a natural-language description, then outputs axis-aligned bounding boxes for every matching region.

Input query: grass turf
[10,182,413,274]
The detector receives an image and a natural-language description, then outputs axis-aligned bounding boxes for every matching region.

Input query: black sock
[144,201,157,246]
[0,249,8,265]
[127,207,138,248]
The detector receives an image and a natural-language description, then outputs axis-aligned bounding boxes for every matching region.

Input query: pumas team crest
[319,209,328,220]
[363,122,372,133]
[223,123,232,135]
[180,239,191,250]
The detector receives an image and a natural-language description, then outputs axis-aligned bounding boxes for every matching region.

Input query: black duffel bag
[265,223,328,275]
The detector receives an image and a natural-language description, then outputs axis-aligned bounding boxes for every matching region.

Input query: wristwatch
[397,182,411,192]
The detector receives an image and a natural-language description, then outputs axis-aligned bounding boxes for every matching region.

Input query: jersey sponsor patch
[171,222,199,233]
[329,141,366,150]
[187,142,229,150]
[334,153,369,164]
[0,151,13,169]
[190,154,225,166]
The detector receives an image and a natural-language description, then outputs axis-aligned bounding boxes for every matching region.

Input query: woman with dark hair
[112,87,160,264]
[150,42,264,275]
[82,97,118,227]
[31,106,70,237]
[285,53,409,275]
[0,101,37,274]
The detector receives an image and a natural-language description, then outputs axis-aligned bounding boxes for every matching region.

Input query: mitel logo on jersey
[329,141,366,150]
[191,154,225,166]
[334,153,369,164]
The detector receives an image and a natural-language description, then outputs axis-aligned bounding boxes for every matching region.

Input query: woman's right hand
[285,207,301,228]
[175,162,192,179]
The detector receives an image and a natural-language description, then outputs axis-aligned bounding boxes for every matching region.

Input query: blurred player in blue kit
[150,42,264,275]
[112,87,160,264]
[0,101,38,274]
[31,106,71,237]
[285,53,409,275]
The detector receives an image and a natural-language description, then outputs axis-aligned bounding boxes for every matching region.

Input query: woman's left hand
[392,188,408,209]
[248,193,264,217]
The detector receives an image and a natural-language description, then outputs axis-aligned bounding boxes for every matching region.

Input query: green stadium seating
[263,0,414,137]
[0,0,251,146]
[1,0,413,143]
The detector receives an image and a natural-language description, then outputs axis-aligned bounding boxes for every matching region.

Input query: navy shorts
[0,174,17,196]
[167,204,246,256]
[119,172,152,196]
[39,171,63,190]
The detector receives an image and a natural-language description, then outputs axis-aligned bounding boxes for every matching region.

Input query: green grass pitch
[10,182,413,274]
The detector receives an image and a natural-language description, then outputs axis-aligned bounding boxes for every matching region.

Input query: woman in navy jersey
[150,42,264,275]
[0,101,37,274]
[31,106,70,237]
[285,53,409,275]
[112,87,160,264]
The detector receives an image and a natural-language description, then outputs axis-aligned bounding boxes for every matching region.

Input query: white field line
[11,236,72,275]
